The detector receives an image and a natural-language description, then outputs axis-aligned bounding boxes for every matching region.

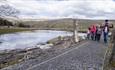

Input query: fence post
[73,19,79,43]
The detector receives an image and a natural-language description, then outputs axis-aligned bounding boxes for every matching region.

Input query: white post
[73,19,79,43]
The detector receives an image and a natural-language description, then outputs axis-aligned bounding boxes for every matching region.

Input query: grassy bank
[0,28,36,35]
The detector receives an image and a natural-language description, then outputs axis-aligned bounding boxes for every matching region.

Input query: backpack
[97,28,102,34]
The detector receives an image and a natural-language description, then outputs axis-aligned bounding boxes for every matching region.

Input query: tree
[0,4,20,17]
[0,18,13,26]
[18,23,30,28]
[0,4,19,27]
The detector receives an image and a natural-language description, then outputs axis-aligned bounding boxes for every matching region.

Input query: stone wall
[103,29,115,70]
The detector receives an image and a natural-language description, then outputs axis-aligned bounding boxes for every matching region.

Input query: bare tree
[0,4,20,17]
[0,3,20,28]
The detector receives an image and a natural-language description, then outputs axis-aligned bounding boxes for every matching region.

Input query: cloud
[1,0,115,19]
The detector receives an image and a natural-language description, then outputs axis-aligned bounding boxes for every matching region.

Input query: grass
[0,28,34,35]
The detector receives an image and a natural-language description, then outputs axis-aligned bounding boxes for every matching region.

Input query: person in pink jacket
[90,24,96,40]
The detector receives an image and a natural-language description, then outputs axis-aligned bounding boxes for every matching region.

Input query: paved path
[28,41,106,70]
[2,41,107,70]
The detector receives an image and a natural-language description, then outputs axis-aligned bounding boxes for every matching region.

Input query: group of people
[87,20,113,43]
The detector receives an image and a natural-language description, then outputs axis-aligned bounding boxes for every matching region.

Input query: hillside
[1,17,115,32]
[19,18,115,32]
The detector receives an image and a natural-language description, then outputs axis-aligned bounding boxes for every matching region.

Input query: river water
[0,30,73,50]
[0,30,87,50]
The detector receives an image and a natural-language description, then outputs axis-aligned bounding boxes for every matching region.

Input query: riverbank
[0,28,37,35]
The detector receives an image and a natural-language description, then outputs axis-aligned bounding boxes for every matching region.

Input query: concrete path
[27,41,106,70]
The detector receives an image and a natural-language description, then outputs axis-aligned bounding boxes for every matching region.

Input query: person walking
[90,24,96,40]
[96,25,102,42]
[103,20,109,43]
[87,27,91,40]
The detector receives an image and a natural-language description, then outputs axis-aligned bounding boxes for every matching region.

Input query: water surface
[0,30,72,50]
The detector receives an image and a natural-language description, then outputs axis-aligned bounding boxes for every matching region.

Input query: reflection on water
[0,30,72,50]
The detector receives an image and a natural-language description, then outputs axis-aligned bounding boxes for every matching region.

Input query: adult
[103,20,109,43]
[90,24,96,40]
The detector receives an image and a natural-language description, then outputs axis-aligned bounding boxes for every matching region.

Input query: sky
[0,0,115,19]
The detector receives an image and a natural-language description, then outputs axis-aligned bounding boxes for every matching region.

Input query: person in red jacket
[90,24,96,40]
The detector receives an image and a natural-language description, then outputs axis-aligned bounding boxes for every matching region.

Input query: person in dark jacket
[103,20,109,43]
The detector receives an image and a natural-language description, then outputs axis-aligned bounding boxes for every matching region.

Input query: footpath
[2,41,107,70]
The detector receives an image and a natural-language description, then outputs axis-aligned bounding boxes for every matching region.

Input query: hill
[19,18,115,32]
[1,17,115,32]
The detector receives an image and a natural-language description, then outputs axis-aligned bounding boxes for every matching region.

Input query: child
[87,27,91,40]
[96,25,102,42]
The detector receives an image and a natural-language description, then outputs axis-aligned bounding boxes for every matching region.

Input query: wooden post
[73,19,79,43]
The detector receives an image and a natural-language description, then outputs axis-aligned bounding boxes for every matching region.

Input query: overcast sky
[1,0,115,19]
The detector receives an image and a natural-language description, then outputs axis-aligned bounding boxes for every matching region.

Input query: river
[0,30,86,50]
